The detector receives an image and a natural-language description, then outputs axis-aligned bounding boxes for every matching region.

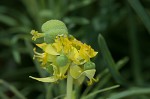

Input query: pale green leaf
[29,76,58,82]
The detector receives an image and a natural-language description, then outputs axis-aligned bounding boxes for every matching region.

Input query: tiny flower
[30,34,98,85]
[31,30,44,41]
[30,20,98,85]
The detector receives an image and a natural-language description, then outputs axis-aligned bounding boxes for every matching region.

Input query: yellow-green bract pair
[30,20,98,85]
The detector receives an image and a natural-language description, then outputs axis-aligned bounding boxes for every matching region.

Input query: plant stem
[0,79,26,99]
[66,72,73,99]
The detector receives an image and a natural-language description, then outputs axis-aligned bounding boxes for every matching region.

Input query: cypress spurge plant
[29,20,98,99]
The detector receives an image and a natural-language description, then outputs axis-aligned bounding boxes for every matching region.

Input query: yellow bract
[31,33,98,85]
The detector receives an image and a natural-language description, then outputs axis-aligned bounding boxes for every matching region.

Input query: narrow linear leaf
[128,0,150,35]
[0,79,26,99]
[46,84,53,99]
[99,56,129,79]
[0,91,9,99]
[53,94,65,99]
[116,57,129,68]
[12,49,21,64]
[63,17,89,25]
[81,85,120,99]
[68,0,96,11]
[108,87,150,99]
[98,34,127,86]
[81,57,129,98]
[0,14,18,26]
[127,10,143,85]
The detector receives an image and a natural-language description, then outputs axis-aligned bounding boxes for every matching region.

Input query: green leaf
[128,0,150,35]
[12,49,21,64]
[108,87,150,99]
[81,57,129,98]
[81,85,120,99]
[68,0,96,11]
[98,34,127,86]
[0,14,18,26]
[29,76,58,82]
[63,17,89,25]
[0,91,9,99]
[0,79,26,99]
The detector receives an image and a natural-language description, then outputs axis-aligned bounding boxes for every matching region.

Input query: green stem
[127,7,143,85]
[0,79,26,99]
[66,72,73,99]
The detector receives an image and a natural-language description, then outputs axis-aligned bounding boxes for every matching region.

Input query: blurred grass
[108,87,150,99]
[0,79,26,99]
[128,0,150,34]
[98,34,127,86]
[0,0,150,99]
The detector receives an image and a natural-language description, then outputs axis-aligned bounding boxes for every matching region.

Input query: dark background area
[0,0,150,99]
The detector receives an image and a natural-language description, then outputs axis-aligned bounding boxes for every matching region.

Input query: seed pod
[84,61,95,70]
[41,20,68,43]
[56,54,68,67]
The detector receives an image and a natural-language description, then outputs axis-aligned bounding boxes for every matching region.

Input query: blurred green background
[0,0,150,99]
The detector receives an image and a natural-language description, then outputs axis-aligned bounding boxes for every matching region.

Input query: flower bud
[84,61,95,70]
[56,54,68,67]
[41,20,68,43]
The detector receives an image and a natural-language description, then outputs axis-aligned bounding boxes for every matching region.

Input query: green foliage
[0,0,150,99]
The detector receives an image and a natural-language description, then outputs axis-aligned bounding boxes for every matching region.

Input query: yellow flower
[30,34,98,85]
[31,30,44,41]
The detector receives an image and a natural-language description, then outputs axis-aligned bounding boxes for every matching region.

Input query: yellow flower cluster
[30,31,98,85]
